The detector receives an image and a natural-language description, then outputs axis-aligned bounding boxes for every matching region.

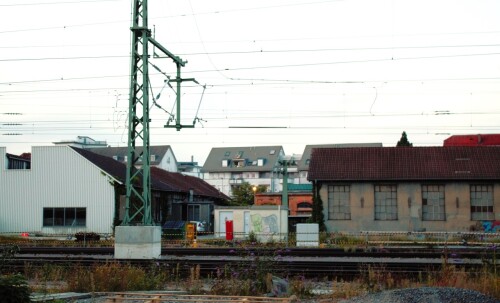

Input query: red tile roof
[308,146,500,181]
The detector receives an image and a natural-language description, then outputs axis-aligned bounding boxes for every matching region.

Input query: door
[244,211,250,235]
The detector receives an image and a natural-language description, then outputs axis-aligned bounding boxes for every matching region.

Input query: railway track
[4,246,497,279]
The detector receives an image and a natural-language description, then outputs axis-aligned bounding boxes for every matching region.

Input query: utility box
[225,220,234,240]
[296,223,319,247]
[186,222,196,241]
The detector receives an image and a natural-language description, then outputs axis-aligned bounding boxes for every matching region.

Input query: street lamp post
[252,185,257,204]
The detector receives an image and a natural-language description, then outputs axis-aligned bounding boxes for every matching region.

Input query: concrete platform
[114,226,161,259]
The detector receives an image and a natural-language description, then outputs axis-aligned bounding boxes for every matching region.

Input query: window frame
[422,184,446,221]
[327,185,351,220]
[470,184,494,220]
[42,207,87,227]
[374,184,398,221]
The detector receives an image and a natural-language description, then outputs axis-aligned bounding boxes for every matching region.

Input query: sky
[1,0,500,164]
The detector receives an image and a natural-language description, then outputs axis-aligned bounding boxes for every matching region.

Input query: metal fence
[1,230,499,248]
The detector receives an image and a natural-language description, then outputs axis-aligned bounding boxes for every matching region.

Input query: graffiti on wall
[482,221,500,233]
[250,214,279,234]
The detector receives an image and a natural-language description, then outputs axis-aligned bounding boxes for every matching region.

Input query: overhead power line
[0,0,123,6]
[0,55,128,62]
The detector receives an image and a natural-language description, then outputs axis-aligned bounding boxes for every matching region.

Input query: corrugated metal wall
[0,146,115,235]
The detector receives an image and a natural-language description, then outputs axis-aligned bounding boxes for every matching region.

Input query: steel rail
[3,246,497,279]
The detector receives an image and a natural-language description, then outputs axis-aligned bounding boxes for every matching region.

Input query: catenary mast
[123,0,196,227]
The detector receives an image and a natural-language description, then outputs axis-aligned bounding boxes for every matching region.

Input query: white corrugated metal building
[0,146,118,235]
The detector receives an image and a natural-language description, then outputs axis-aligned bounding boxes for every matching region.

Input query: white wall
[157,148,178,172]
[0,146,116,235]
[214,205,288,242]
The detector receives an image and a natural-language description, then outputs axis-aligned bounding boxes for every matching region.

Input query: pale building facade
[308,146,500,232]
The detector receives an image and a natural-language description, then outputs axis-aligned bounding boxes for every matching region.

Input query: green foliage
[308,185,326,231]
[396,131,413,147]
[1,244,19,270]
[0,274,31,303]
[247,230,259,244]
[230,182,267,205]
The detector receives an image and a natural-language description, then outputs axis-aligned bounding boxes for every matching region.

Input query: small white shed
[214,205,288,243]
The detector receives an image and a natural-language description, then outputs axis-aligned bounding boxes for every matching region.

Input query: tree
[308,182,326,232]
[396,131,413,147]
[231,182,267,206]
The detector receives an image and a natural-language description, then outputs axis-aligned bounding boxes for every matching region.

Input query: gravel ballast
[338,287,499,303]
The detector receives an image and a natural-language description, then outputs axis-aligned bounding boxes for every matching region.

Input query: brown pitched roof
[151,167,229,200]
[308,146,500,181]
[71,147,228,200]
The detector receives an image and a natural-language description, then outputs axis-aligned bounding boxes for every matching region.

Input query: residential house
[177,157,203,178]
[0,146,228,235]
[308,146,500,232]
[202,146,285,197]
[89,145,178,172]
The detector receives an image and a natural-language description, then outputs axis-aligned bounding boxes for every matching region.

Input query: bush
[0,274,31,303]
[66,263,168,292]
[74,232,100,242]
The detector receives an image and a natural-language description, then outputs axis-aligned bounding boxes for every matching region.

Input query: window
[222,160,229,167]
[328,185,351,220]
[422,185,445,221]
[374,185,397,220]
[150,155,156,161]
[188,205,200,221]
[231,173,242,179]
[235,160,245,167]
[244,172,257,179]
[43,208,86,227]
[470,185,494,220]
